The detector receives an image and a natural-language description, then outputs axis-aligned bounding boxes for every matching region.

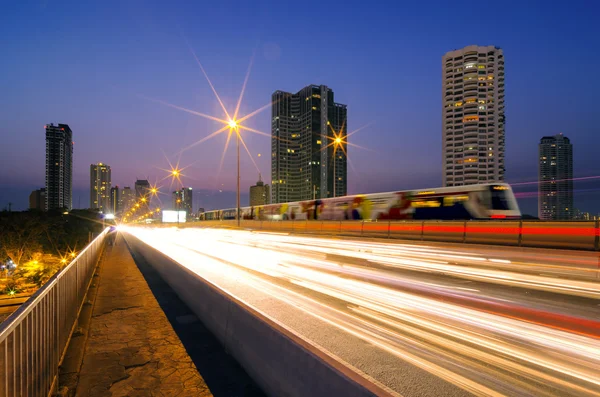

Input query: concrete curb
[124,233,395,397]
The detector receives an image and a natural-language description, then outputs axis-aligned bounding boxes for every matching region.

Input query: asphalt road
[124,227,600,397]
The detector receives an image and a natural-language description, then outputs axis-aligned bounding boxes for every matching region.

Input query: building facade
[134,180,150,199]
[45,123,73,210]
[172,187,193,215]
[110,186,120,215]
[442,45,505,187]
[121,186,134,213]
[249,175,270,206]
[29,188,46,210]
[271,84,347,204]
[538,134,573,220]
[90,163,111,212]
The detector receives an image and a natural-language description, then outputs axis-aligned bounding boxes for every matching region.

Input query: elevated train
[199,183,521,222]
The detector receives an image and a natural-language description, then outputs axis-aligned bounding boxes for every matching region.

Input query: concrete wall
[124,235,393,397]
[176,220,600,251]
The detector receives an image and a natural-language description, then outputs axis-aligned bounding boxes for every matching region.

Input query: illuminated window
[316,140,322,145]
[312,94,321,99]
[312,106,317,110]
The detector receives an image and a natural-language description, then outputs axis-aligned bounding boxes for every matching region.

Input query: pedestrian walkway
[73,234,212,396]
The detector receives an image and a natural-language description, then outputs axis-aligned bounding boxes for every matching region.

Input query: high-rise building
[45,123,73,210]
[134,180,150,199]
[90,163,111,212]
[172,187,193,215]
[538,134,573,220]
[29,188,46,210]
[271,84,347,204]
[442,45,505,187]
[110,186,120,215]
[121,186,134,212]
[249,174,270,206]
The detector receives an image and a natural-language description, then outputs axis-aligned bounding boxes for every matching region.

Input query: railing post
[421,221,425,240]
[463,221,467,243]
[518,220,523,247]
[595,219,599,251]
[361,221,364,237]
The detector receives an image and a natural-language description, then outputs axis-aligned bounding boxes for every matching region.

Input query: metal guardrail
[185,220,600,251]
[0,229,108,397]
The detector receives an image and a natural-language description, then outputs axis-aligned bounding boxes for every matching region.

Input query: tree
[0,213,45,265]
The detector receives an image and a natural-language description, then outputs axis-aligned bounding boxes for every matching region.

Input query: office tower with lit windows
[121,186,134,212]
[271,85,347,204]
[442,45,505,187]
[539,134,573,220]
[249,174,270,206]
[45,123,73,210]
[110,186,120,214]
[172,187,193,215]
[90,163,111,212]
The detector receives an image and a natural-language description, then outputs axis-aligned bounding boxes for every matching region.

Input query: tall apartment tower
[249,174,270,206]
[134,180,150,199]
[442,45,505,187]
[45,123,73,210]
[172,187,193,215]
[110,186,120,214]
[272,85,347,204]
[90,163,111,212]
[538,134,573,220]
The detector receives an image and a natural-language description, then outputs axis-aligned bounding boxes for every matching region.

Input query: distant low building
[250,175,270,206]
[29,188,46,210]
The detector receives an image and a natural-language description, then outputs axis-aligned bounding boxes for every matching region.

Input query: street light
[228,119,241,227]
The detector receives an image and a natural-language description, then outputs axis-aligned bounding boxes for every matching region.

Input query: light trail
[124,227,600,396]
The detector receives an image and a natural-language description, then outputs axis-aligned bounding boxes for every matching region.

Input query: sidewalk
[74,234,212,396]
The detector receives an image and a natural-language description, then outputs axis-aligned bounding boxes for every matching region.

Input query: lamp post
[229,120,240,227]
[333,137,342,198]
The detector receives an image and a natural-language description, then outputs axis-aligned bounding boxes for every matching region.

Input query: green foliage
[0,210,104,293]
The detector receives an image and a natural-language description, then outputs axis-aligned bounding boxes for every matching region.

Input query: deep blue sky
[1,0,599,215]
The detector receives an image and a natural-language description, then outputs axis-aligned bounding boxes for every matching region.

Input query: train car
[199,183,521,221]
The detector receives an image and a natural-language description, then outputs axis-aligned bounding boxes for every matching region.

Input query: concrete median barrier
[124,234,393,397]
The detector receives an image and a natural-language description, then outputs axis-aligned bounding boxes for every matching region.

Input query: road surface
[124,227,600,397]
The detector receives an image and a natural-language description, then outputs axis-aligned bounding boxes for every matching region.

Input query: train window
[412,199,442,208]
[443,195,469,206]
[490,187,511,210]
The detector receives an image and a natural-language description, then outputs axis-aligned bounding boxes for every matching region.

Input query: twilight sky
[1,0,599,215]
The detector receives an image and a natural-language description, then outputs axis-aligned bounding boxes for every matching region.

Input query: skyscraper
[134,180,150,199]
[90,163,111,212]
[172,187,193,215]
[121,186,134,212]
[271,85,347,204]
[110,186,120,215]
[442,45,505,187]
[45,123,73,210]
[249,174,270,206]
[539,134,573,220]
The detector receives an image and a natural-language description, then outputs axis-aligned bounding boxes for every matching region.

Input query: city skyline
[1,2,599,216]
